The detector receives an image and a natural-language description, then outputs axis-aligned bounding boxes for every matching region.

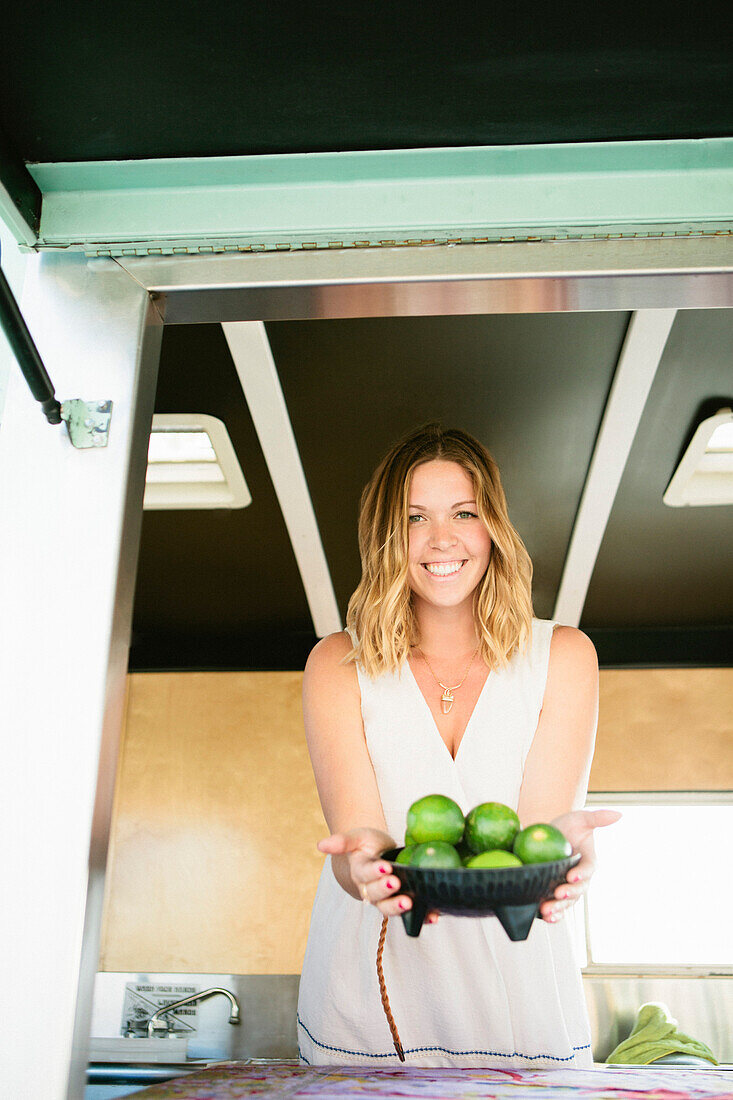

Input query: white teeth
[424,561,464,576]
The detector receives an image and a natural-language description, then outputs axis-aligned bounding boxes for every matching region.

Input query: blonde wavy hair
[345,423,534,677]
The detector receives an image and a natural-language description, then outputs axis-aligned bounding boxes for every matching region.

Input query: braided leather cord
[376,915,405,1061]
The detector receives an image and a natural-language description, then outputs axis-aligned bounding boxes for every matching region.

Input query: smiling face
[407,459,492,613]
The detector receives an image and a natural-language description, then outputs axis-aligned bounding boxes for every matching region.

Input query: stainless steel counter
[86,1061,733,1100]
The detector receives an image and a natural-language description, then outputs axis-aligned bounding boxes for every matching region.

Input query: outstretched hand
[318,827,439,925]
[539,808,622,923]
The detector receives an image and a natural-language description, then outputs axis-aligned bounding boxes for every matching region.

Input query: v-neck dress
[296,618,593,1068]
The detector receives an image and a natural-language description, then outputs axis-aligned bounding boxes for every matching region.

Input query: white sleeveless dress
[297,618,593,1068]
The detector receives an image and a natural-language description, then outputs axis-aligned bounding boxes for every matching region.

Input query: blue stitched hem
[297,1014,591,1063]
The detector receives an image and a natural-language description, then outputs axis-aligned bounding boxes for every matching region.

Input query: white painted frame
[0,254,162,1100]
[2,234,733,1100]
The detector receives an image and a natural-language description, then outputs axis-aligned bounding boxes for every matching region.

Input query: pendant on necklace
[440,687,454,715]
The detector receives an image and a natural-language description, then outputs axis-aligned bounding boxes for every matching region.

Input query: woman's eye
[456,511,478,520]
[408,514,424,524]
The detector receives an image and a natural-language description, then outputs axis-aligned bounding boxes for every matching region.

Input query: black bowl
[382,847,581,941]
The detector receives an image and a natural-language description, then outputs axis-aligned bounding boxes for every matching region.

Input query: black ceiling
[131,322,317,670]
[583,310,733,630]
[129,311,733,672]
[0,5,731,172]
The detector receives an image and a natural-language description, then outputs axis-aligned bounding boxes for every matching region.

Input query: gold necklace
[416,643,481,715]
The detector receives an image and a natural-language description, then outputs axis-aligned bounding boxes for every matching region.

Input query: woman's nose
[429,522,457,549]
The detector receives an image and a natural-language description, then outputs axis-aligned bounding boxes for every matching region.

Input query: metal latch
[60,399,113,448]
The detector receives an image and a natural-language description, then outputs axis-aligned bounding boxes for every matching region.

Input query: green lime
[465,849,523,869]
[513,823,571,864]
[404,831,418,847]
[406,794,464,845]
[410,841,462,869]
[465,802,520,853]
[395,846,417,865]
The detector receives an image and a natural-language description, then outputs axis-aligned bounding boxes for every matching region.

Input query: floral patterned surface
[129,1062,733,1100]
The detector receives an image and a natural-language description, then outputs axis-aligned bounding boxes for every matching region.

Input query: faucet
[147,987,241,1037]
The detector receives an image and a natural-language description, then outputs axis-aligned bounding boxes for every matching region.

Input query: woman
[297,424,620,1068]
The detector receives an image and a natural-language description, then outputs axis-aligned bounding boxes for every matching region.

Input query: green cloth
[606,1002,718,1065]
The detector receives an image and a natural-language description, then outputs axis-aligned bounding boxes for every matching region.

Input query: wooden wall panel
[100,667,732,974]
[590,668,733,791]
[100,672,326,974]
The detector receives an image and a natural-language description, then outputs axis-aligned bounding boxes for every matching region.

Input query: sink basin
[88,1036,189,1063]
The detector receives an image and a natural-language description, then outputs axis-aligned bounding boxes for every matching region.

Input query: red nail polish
[398,899,408,911]
[378,865,390,874]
